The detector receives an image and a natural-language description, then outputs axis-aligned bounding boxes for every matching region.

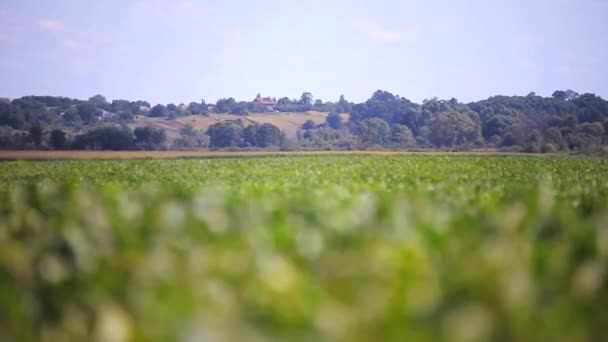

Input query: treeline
[1,89,608,153]
[0,93,352,129]
[298,90,608,153]
[0,121,285,151]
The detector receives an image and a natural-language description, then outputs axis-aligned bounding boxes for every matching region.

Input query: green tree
[526,129,543,153]
[149,104,168,118]
[77,103,100,124]
[134,126,167,150]
[61,107,81,125]
[302,120,316,130]
[112,100,131,113]
[88,94,110,110]
[188,102,203,115]
[0,102,26,129]
[243,124,259,147]
[545,127,568,151]
[230,102,249,115]
[300,92,313,105]
[49,128,67,150]
[429,110,480,147]
[72,126,134,150]
[216,98,237,113]
[391,124,415,147]
[326,113,344,129]
[359,118,390,146]
[29,122,44,148]
[338,95,352,113]
[206,121,244,147]
[257,123,283,147]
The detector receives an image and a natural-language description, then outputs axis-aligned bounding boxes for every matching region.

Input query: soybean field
[1,155,608,341]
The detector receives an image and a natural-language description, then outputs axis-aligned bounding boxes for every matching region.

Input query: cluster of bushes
[0,125,167,151]
[207,120,284,148]
[0,120,288,151]
[0,95,152,129]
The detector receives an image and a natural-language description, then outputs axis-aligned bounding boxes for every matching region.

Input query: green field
[2,155,608,341]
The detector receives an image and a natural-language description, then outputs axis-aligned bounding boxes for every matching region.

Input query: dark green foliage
[215,98,237,113]
[49,129,67,150]
[88,94,111,111]
[61,107,81,125]
[243,124,259,147]
[188,102,204,115]
[429,110,481,147]
[230,102,250,115]
[166,103,184,119]
[134,126,167,150]
[0,125,30,149]
[77,102,100,124]
[337,94,353,113]
[391,124,416,147]
[526,129,543,153]
[300,92,313,105]
[149,104,168,118]
[72,126,134,150]
[301,119,316,130]
[257,123,283,147]
[111,99,132,113]
[326,112,344,129]
[207,120,244,147]
[359,118,390,146]
[28,122,44,148]
[242,123,283,147]
[0,102,26,129]
[545,127,568,151]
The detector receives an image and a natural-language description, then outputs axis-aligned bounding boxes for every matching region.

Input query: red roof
[254,95,276,105]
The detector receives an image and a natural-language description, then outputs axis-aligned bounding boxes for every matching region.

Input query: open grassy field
[131,112,344,140]
[1,155,608,341]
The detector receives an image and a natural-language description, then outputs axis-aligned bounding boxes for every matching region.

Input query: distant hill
[131,111,347,140]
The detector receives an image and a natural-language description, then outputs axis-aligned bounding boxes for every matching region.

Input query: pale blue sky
[1,0,607,105]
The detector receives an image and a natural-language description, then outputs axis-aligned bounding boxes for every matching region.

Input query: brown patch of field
[175,114,252,132]
[243,113,329,138]
[0,150,557,160]
[129,118,186,140]
[173,112,333,139]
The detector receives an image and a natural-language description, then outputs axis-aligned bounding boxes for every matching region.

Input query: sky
[0,0,607,105]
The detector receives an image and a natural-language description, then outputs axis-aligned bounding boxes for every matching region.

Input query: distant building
[99,109,116,120]
[254,94,277,110]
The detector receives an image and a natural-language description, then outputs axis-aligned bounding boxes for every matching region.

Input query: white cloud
[38,19,65,32]
[366,22,424,44]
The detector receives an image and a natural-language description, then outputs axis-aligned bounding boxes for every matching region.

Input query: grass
[1,155,607,341]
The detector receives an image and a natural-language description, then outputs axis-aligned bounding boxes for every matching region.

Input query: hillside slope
[132,111,337,140]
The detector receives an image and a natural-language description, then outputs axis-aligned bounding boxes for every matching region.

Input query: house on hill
[254,94,277,111]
